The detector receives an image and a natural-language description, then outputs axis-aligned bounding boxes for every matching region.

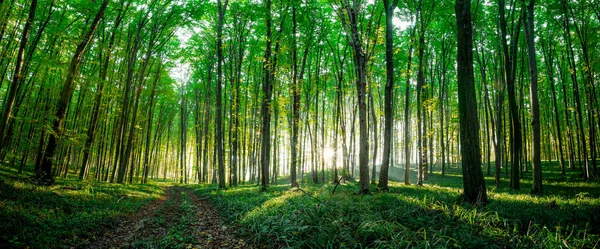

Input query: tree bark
[404,26,416,185]
[80,2,127,179]
[216,0,229,188]
[378,0,398,191]
[523,0,542,194]
[340,0,370,194]
[260,0,273,191]
[0,0,36,152]
[37,0,107,184]
[455,0,487,203]
[499,0,522,190]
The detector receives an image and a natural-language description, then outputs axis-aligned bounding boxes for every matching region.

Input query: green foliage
[0,165,164,248]
[193,164,600,248]
[129,189,198,248]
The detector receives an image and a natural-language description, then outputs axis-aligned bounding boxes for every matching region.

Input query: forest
[0,0,599,248]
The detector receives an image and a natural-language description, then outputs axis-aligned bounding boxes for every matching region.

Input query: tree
[404,25,416,186]
[260,0,273,190]
[337,0,370,194]
[0,0,37,153]
[455,0,487,203]
[378,0,399,191]
[522,0,542,194]
[498,0,522,190]
[540,31,565,176]
[37,0,108,184]
[80,0,129,180]
[216,0,229,189]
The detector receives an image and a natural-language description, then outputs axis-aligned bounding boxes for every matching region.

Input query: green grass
[2,161,599,248]
[193,162,600,248]
[0,164,166,248]
[129,187,199,248]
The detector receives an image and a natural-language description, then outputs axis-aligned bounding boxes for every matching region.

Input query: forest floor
[193,162,600,248]
[0,165,248,249]
[86,186,248,249]
[2,162,600,248]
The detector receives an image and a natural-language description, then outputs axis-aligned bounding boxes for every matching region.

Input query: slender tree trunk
[404,27,415,185]
[0,0,36,152]
[181,84,187,184]
[290,6,299,187]
[455,0,487,203]
[80,4,127,179]
[142,66,161,184]
[439,39,448,177]
[369,90,377,185]
[416,0,425,186]
[499,0,522,190]
[542,38,566,174]
[569,5,598,178]
[377,0,398,191]
[260,0,273,190]
[216,0,229,188]
[523,0,542,194]
[37,0,107,184]
[562,0,589,179]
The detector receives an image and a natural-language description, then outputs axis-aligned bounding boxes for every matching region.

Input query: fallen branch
[62,186,84,190]
[294,186,335,213]
[331,176,344,195]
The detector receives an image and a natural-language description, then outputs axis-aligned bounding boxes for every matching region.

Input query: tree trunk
[216,0,229,188]
[80,3,127,179]
[377,0,398,191]
[499,0,522,190]
[37,0,107,184]
[523,0,542,194]
[260,0,273,190]
[290,6,299,187]
[0,0,36,152]
[455,0,487,203]
[404,26,416,185]
[562,0,589,179]
[416,0,425,186]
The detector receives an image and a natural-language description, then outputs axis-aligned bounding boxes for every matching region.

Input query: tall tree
[455,0,487,203]
[290,4,299,188]
[378,0,399,191]
[540,32,565,175]
[404,26,416,186]
[80,1,128,180]
[498,0,522,190]
[522,0,542,194]
[260,0,273,190]
[216,0,229,188]
[338,0,370,194]
[0,0,37,152]
[37,0,108,184]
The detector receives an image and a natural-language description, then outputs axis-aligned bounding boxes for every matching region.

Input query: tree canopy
[0,0,598,200]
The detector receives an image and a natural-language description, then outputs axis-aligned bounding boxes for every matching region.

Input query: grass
[0,164,166,248]
[2,160,599,248]
[128,187,199,248]
[192,162,600,248]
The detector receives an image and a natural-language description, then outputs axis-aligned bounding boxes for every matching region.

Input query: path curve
[85,186,249,249]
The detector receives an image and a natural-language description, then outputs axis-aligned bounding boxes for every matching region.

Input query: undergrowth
[193,163,600,248]
[0,165,165,248]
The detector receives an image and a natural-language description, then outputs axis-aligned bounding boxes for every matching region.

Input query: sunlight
[392,9,412,31]
[323,147,336,160]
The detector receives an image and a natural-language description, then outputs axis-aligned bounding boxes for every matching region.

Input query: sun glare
[323,148,336,160]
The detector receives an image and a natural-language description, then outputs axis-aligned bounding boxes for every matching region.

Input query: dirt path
[85,186,249,249]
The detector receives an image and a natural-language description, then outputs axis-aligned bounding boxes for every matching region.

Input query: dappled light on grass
[0,166,166,248]
[242,190,299,221]
[193,166,599,248]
